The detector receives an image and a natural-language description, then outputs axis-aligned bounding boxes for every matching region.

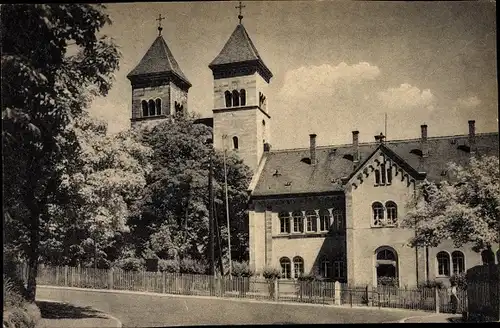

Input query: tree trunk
[26,201,40,302]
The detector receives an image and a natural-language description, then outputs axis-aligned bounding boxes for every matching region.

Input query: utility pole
[222,135,232,278]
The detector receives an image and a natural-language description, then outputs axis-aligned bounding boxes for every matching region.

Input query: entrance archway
[375,246,398,287]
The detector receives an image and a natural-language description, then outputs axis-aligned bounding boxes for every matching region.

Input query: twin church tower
[127,8,273,173]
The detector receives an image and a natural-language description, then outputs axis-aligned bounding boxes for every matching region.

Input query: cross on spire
[156,14,165,36]
[236,1,246,24]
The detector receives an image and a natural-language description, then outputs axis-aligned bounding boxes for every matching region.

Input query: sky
[89,1,498,149]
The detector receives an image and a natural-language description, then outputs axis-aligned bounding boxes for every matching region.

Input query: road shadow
[36,301,107,320]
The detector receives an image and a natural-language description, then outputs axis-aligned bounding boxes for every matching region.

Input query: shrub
[231,261,254,277]
[158,259,180,273]
[377,276,398,287]
[3,276,42,328]
[419,280,445,289]
[262,266,281,280]
[450,272,467,290]
[180,257,207,274]
[113,257,144,271]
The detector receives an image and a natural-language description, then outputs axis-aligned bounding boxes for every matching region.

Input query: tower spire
[236,1,245,25]
[156,13,165,36]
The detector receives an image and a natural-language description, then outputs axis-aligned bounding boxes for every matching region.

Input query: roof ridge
[268,131,499,153]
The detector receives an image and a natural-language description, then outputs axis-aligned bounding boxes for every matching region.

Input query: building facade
[128,17,500,287]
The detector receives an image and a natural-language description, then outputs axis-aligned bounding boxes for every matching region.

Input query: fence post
[108,267,114,290]
[274,279,279,301]
[435,287,440,313]
[161,271,166,294]
[334,281,341,305]
[64,266,68,286]
[349,289,353,307]
[365,285,369,306]
[55,266,59,285]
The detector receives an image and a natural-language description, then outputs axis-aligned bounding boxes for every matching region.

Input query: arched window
[375,246,398,286]
[381,163,386,184]
[240,89,246,106]
[279,212,290,234]
[452,251,465,274]
[375,170,381,185]
[155,98,162,115]
[280,257,291,279]
[148,99,156,116]
[141,100,148,117]
[437,251,450,276]
[224,91,232,107]
[320,257,331,278]
[333,209,344,231]
[232,90,240,106]
[387,165,393,184]
[232,136,239,150]
[305,210,317,232]
[293,256,304,278]
[319,209,330,232]
[372,202,384,226]
[292,211,304,233]
[385,201,397,224]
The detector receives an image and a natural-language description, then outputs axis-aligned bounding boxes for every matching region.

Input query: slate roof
[127,35,191,87]
[251,133,499,198]
[209,24,272,80]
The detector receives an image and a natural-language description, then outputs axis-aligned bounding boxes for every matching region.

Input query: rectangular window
[306,214,317,232]
[375,170,381,185]
[320,214,330,231]
[333,210,344,230]
[381,164,386,184]
[280,217,290,234]
[293,217,303,233]
[333,261,345,279]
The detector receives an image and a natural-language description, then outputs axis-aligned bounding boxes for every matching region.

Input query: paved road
[37,286,431,327]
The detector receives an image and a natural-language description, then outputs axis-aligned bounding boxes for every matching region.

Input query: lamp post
[222,135,232,278]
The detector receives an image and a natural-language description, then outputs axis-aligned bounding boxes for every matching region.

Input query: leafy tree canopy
[129,115,253,266]
[403,156,500,252]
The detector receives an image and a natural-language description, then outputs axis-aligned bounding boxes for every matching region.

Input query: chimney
[420,124,428,158]
[352,130,359,163]
[468,120,476,154]
[309,134,317,165]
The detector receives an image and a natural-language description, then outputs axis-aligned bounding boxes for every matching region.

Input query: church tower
[209,6,273,173]
[127,15,191,127]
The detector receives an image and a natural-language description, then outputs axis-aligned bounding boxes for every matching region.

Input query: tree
[2,4,120,300]
[128,114,253,268]
[38,115,152,268]
[403,156,500,253]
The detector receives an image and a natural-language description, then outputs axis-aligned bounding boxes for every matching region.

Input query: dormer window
[374,170,381,185]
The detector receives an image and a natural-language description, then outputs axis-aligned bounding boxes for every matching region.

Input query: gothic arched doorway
[375,246,399,287]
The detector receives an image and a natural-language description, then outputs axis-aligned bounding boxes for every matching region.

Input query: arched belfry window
[148,99,156,116]
[142,100,148,117]
[240,89,246,106]
[155,98,162,115]
[232,136,239,150]
[224,91,232,108]
[232,90,240,106]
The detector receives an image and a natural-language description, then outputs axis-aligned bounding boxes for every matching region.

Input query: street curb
[38,285,430,314]
[36,298,122,328]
